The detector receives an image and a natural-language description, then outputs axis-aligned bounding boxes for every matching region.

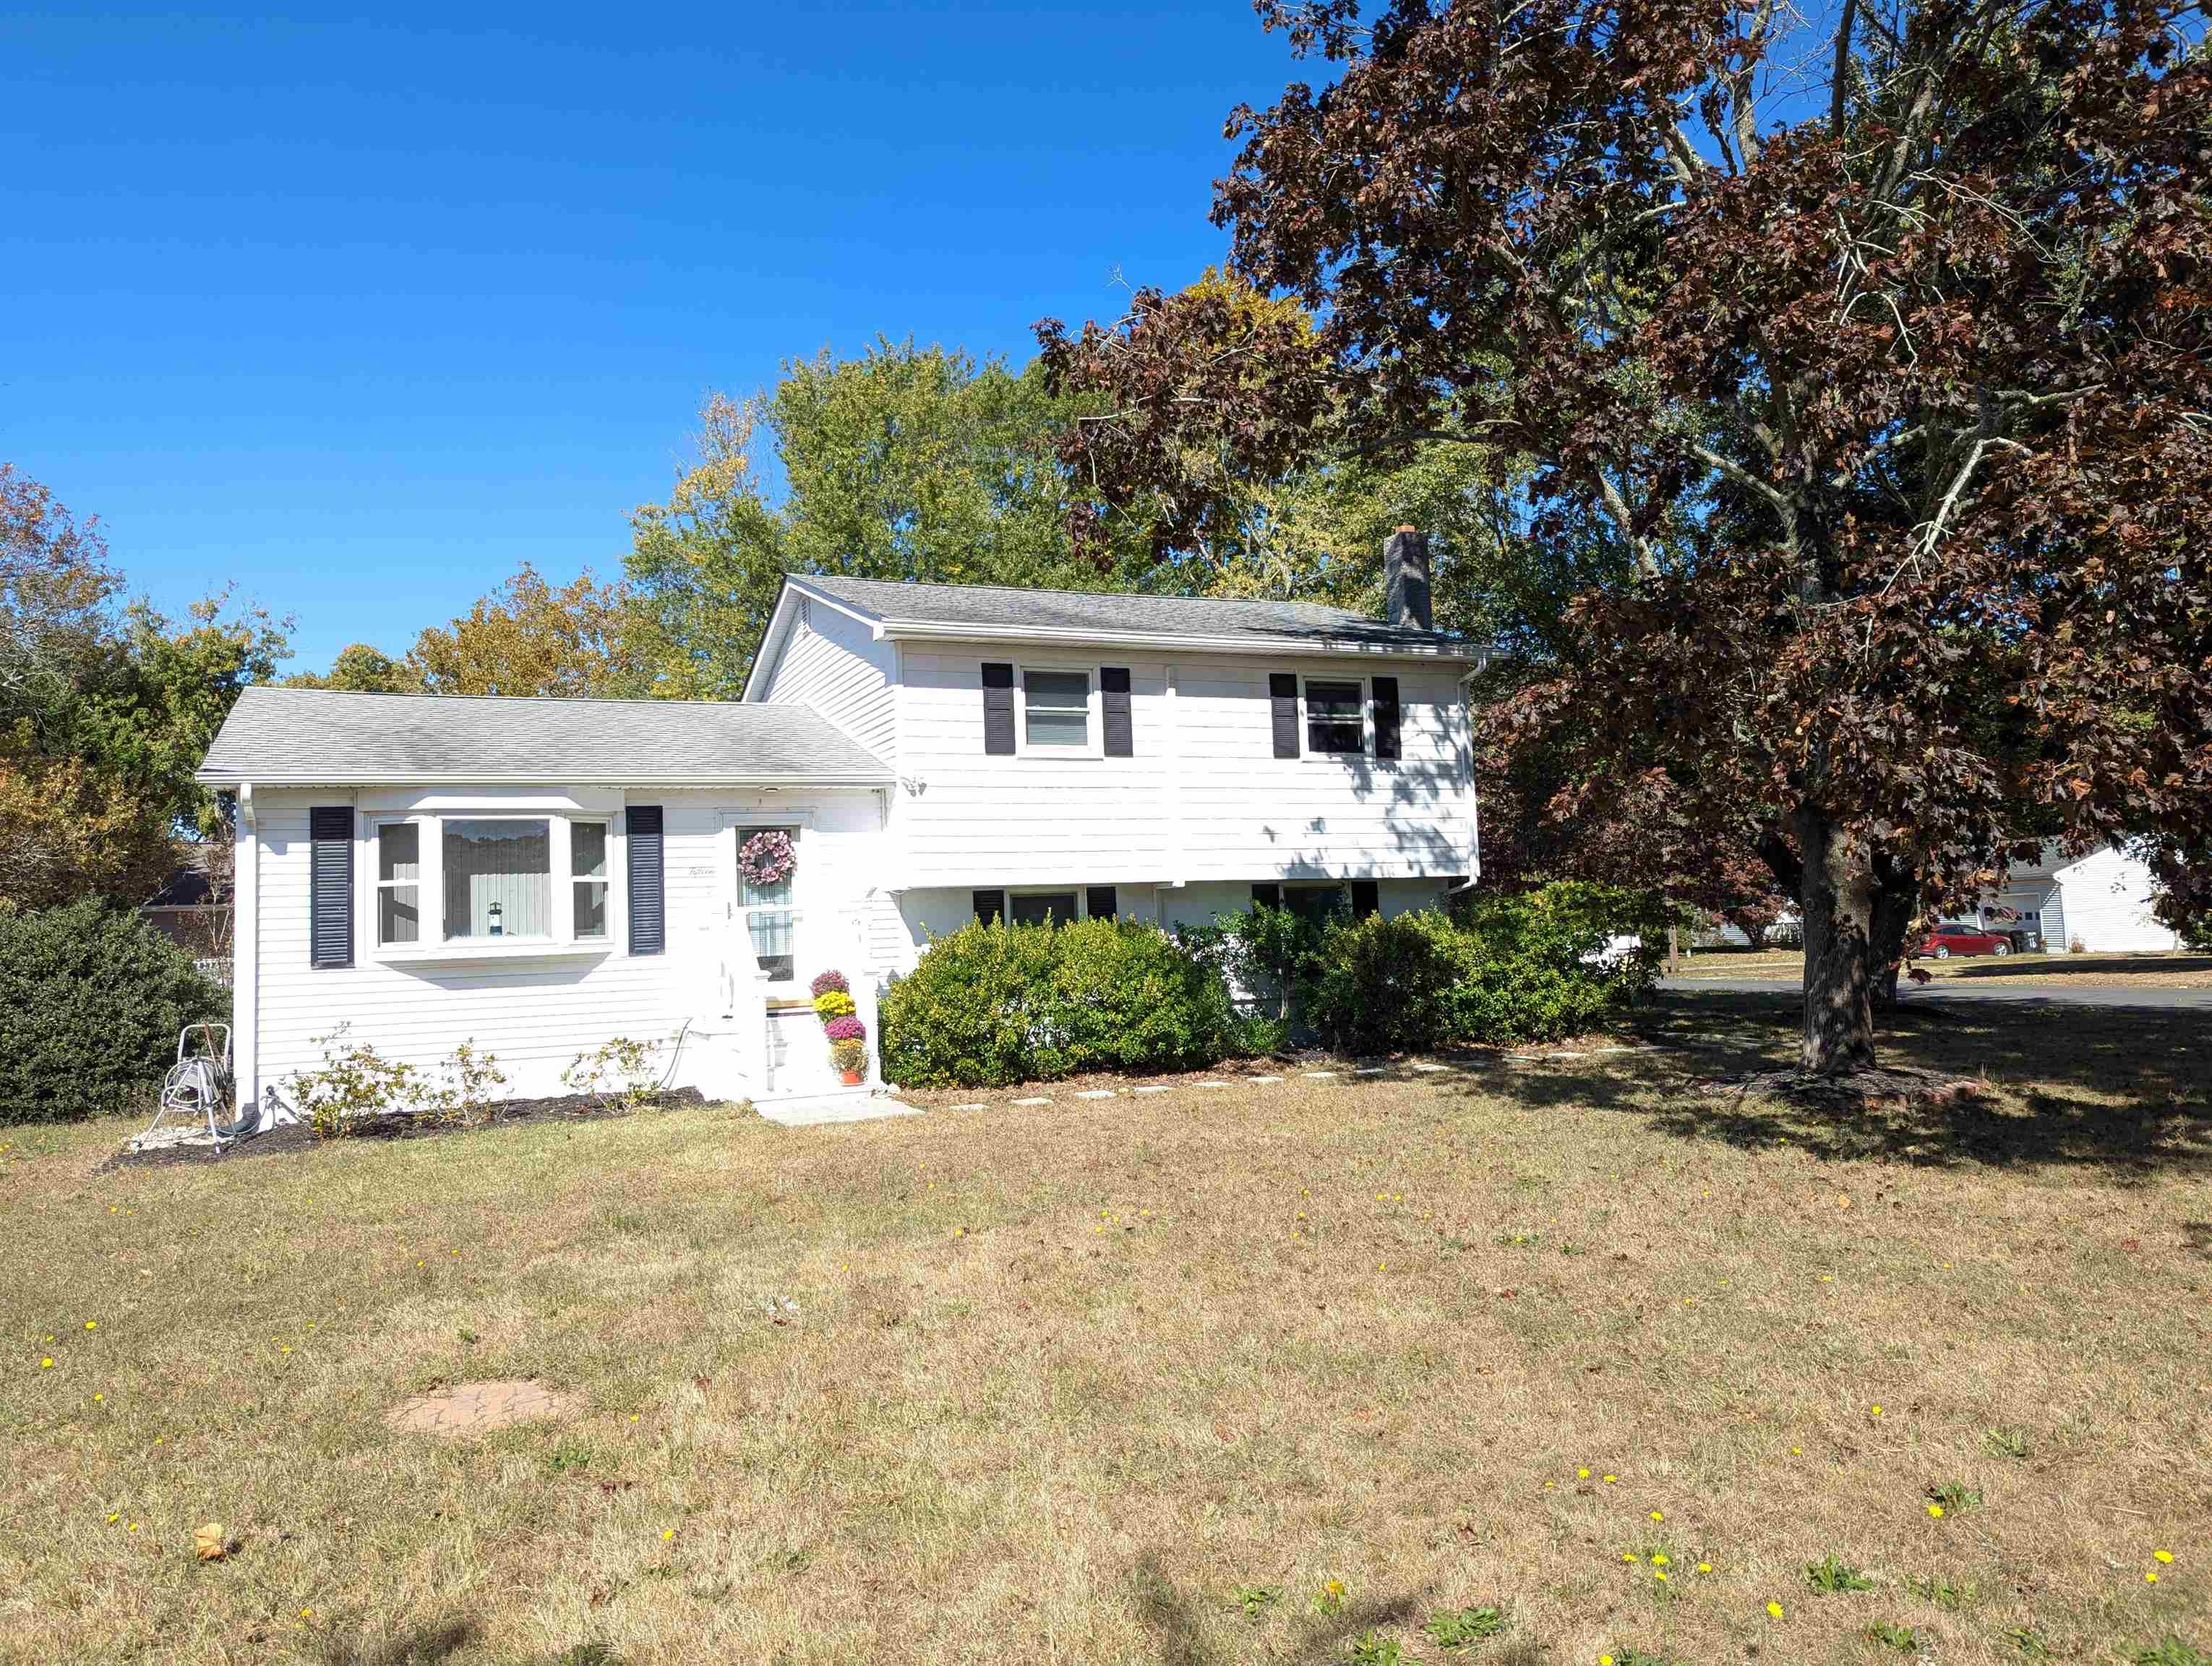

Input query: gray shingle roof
[197,685,893,786]
[791,573,1475,654]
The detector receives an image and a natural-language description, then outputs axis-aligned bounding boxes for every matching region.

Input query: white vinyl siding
[245,785,891,1107]
[758,595,896,766]
[893,644,1472,888]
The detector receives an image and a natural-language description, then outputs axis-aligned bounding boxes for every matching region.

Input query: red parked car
[1913,921,2013,959]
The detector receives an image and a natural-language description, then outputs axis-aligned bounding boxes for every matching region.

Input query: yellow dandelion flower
[1652,1553,1670,1565]
[2153,1550,2174,1564]
[1624,1552,1639,1563]
[1791,1446,1802,1455]
[1927,1503,1944,1518]
[1600,1656,1614,1666]
[127,1522,139,1532]
[1869,1404,1882,1416]
[1655,1570,1669,1583]
[84,1321,96,1330]
[2145,1571,2159,1584]
[1697,1562,1712,1573]
[93,1393,103,1402]
[106,1513,118,1524]
[1767,1601,1784,1618]
[661,1528,674,1541]
[1577,1467,1591,1478]
[39,1357,52,1369]
[1604,1473,1618,1482]
[1650,1510,1663,1521]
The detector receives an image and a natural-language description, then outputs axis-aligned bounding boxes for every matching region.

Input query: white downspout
[1454,663,1484,892]
[233,783,260,1114]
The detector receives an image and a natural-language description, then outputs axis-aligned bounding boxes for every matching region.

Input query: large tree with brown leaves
[1039,0,2211,1075]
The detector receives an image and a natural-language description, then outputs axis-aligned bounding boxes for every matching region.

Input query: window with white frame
[368,813,614,951]
[1304,677,1366,756]
[376,822,421,945]
[1021,667,1094,751]
[572,819,610,939]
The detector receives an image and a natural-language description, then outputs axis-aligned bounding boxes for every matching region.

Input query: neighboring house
[199,534,1484,1116]
[142,845,231,959]
[1974,840,2182,953]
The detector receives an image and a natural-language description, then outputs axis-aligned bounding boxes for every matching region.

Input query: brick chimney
[1384,526,1431,631]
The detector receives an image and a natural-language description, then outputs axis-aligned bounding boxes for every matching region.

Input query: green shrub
[1308,884,1665,1053]
[880,916,1235,1089]
[0,897,229,1124]
[1180,901,1337,1024]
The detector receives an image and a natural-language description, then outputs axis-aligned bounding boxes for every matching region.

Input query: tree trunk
[1869,881,1913,1010]
[1796,806,1880,1074]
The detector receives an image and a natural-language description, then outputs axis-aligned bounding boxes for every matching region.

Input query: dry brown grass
[1670,949,2212,988]
[4,993,2208,1665]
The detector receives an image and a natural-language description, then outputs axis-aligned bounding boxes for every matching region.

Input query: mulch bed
[101,1088,708,1172]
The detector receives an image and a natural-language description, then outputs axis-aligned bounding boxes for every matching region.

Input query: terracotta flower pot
[840,1069,862,1087]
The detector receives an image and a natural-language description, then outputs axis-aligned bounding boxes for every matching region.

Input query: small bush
[562,1036,661,1111]
[288,1025,423,1139]
[1307,883,1665,1053]
[880,916,1235,1089]
[0,897,230,1124]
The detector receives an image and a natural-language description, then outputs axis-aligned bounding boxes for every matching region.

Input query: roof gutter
[875,619,1483,660]
[195,772,894,790]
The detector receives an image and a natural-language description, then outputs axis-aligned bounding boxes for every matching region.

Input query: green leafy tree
[286,642,416,693]
[1039,0,2212,1076]
[406,562,653,698]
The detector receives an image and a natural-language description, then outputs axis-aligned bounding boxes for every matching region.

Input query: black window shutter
[972,889,1005,926]
[1351,879,1381,920]
[1372,675,1401,761]
[982,662,1016,755]
[626,805,665,956]
[1251,882,1282,910]
[1086,885,1118,919]
[309,806,353,968]
[1269,673,1300,758]
[1099,667,1133,756]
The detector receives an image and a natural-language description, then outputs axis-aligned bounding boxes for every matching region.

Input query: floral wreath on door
[737,829,796,888]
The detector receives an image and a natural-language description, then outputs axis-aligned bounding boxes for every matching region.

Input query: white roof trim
[874,618,1485,659]
[196,771,891,789]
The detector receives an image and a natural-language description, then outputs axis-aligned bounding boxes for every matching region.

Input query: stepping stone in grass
[1011,1096,1053,1106]
[949,1103,987,1111]
[387,1379,574,1440]
[1354,1067,1387,1076]
[1193,1080,1231,1088]
[1303,1070,1338,1079]
[1412,1063,1451,1073]
[1134,1085,1173,1095]
[1074,1090,1115,1100]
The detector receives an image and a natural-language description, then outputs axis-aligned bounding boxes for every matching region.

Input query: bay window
[368,811,617,954]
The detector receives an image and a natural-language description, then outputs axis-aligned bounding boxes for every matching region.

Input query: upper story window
[1023,669,1092,748]
[1305,679,1366,755]
[983,661,1135,759]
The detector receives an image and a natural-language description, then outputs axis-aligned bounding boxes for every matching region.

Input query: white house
[199,536,1484,1114]
[1976,840,2182,952]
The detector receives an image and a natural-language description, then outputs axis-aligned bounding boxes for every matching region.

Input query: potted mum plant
[811,970,867,1085]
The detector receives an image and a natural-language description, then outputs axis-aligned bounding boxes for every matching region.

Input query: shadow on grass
[1125,1551,1426,1666]
[312,1616,481,1666]
[1937,954,2212,982]
[1444,990,2211,1178]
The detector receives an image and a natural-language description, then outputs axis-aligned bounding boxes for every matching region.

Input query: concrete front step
[755,1089,920,1127]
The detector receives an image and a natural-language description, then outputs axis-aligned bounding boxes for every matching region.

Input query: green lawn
[4,991,2208,1665]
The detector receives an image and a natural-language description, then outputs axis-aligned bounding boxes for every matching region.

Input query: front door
[729,820,802,994]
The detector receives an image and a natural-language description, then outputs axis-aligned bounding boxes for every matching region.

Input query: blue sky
[4,4,1300,672]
